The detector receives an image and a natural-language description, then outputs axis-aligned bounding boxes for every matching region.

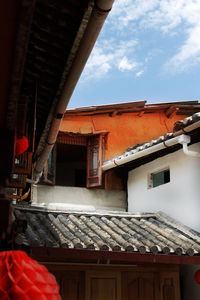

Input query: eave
[29,247,200,266]
[64,101,200,117]
[14,206,200,262]
[32,0,115,180]
[2,0,115,184]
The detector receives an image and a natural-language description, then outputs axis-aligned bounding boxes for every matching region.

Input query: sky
[68,0,200,109]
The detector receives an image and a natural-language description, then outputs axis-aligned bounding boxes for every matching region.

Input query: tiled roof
[173,111,200,131]
[14,205,200,256]
[102,112,200,170]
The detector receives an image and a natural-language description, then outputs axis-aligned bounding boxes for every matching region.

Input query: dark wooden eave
[30,247,200,265]
[5,0,93,150]
[20,0,92,148]
[0,0,95,232]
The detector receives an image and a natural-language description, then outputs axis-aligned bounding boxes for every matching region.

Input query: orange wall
[60,112,187,160]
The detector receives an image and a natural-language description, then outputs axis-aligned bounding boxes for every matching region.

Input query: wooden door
[122,272,160,300]
[48,267,180,300]
[160,272,180,300]
[52,270,84,300]
[86,271,121,300]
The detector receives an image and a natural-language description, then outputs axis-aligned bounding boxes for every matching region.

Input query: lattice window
[86,135,103,188]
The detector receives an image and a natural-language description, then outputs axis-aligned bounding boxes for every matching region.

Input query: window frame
[40,132,106,188]
[148,167,170,189]
[86,134,103,188]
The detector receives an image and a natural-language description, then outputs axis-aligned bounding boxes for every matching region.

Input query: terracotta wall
[61,112,187,160]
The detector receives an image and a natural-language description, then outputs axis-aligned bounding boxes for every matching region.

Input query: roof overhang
[30,247,200,265]
[14,206,200,262]
[64,101,200,117]
[1,0,115,183]
[32,0,115,180]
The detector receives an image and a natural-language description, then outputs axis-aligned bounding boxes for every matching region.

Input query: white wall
[128,143,200,232]
[32,185,126,212]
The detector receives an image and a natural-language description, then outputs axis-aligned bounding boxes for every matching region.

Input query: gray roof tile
[13,206,200,256]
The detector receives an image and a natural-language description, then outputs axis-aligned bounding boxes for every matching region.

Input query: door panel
[160,272,180,300]
[122,272,160,300]
[126,276,139,299]
[91,278,116,300]
[86,271,121,300]
[51,270,84,300]
[48,268,180,300]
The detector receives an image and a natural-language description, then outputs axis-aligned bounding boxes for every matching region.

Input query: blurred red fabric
[0,251,61,299]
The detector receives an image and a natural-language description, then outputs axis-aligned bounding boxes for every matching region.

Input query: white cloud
[136,70,144,77]
[165,25,200,72]
[81,39,139,81]
[110,0,200,72]
[81,0,200,81]
[118,56,137,71]
[110,0,159,27]
[85,47,112,79]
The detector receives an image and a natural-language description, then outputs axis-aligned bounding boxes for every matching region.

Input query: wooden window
[56,143,86,187]
[6,152,32,188]
[7,173,26,188]
[42,133,104,187]
[57,133,87,146]
[14,152,32,175]
[149,168,170,189]
[104,169,125,190]
[86,135,103,188]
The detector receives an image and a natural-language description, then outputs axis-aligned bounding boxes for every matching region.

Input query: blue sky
[69,0,200,109]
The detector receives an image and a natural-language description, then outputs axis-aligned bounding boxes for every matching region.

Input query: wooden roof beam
[165,106,179,118]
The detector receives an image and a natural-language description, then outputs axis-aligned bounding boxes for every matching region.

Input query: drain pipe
[180,135,200,157]
[33,0,115,181]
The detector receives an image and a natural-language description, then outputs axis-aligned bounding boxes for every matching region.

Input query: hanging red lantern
[195,269,200,284]
[15,136,29,156]
[0,250,61,299]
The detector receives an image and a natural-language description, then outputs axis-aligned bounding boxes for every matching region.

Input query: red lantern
[0,251,61,299]
[194,270,200,284]
[15,136,29,156]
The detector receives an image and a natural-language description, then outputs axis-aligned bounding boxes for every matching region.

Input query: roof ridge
[13,204,156,218]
